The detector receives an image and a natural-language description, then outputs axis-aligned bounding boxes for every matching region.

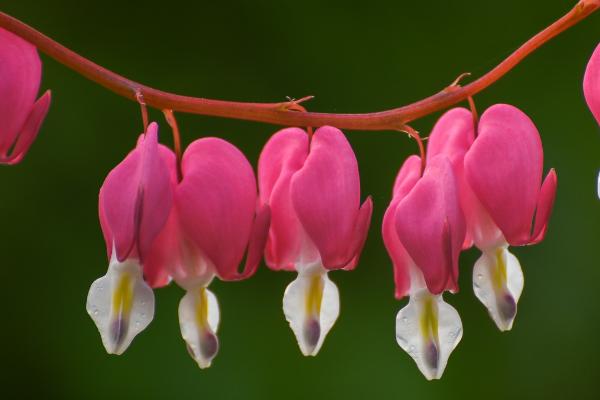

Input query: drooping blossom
[258,126,372,356]
[427,105,557,331]
[0,28,51,164]
[583,42,600,197]
[144,136,270,369]
[383,154,465,380]
[87,122,173,354]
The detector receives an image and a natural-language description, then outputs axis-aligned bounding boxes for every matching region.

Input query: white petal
[473,246,524,331]
[597,170,600,200]
[86,258,155,355]
[283,267,339,356]
[395,290,463,380]
[178,286,220,369]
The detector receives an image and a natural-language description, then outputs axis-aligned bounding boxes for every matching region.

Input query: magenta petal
[382,155,422,299]
[427,107,475,166]
[584,43,600,125]
[465,104,543,246]
[177,137,257,281]
[530,169,557,244]
[99,123,173,261]
[0,28,43,158]
[290,126,365,269]
[258,128,309,270]
[394,156,465,295]
[427,107,476,249]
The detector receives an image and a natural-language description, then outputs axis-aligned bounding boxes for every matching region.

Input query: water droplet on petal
[402,317,408,323]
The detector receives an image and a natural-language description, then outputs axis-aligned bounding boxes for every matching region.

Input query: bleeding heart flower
[0,28,51,165]
[87,122,173,355]
[144,136,270,369]
[427,104,557,331]
[258,126,372,356]
[583,42,600,197]
[383,154,465,380]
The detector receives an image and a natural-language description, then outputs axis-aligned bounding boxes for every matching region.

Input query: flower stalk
[0,1,597,131]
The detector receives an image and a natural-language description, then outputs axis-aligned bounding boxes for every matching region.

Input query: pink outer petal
[0,90,51,165]
[99,123,173,262]
[258,128,309,270]
[382,155,422,299]
[394,155,465,295]
[530,169,557,245]
[584,43,600,125]
[176,137,258,281]
[465,104,543,246]
[290,126,370,270]
[0,28,42,156]
[427,107,476,249]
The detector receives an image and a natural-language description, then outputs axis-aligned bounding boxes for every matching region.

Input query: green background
[1,0,599,398]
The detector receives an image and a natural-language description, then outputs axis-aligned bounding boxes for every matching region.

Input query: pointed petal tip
[473,248,523,332]
[395,291,462,380]
[283,270,340,357]
[179,287,220,369]
[86,259,155,355]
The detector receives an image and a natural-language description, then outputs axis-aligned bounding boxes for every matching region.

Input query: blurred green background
[1,0,599,398]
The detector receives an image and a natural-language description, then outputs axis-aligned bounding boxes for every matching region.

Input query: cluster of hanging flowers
[1,16,600,379]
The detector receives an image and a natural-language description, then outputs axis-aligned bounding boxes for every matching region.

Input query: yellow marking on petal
[492,248,508,291]
[112,272,134,319]
[195,287,209,330]
[419,295,439,342]
[305,274,324,318]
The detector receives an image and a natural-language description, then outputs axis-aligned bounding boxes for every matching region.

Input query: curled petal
[341,196,373,271]
[219,203,271,281]
[383,155,422,299]
[584,43,600,125]
[291,126,367,269]
[465,104,542,245]
[258,128,309,270]
[530,169,557,244]
[177,138,257,281]
[394,156,465,295]
[99,123,173,261]
[0,90,51,165]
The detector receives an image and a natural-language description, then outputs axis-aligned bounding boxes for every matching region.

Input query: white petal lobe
[86,258,155,355]
[473,246,524,331]
[395,290,463,380]
[283,266,339,356]
[179,286,220,369]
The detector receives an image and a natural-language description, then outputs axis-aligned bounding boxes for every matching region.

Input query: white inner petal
[283,264,340,356]
[86,257,155,355]
[178,286,220,369]
[395,289,463,380]
[473,246,524,331]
